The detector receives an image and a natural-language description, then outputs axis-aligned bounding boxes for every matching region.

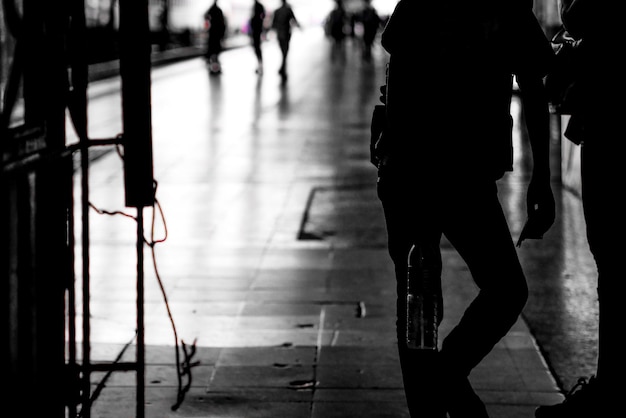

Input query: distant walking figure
[357,0,381,62]
[535,0,626,415]
[372,1,555,417]
[250,0,266,75]
[204,0,227,74]
[325,0,348,62]
[271,0,300,79]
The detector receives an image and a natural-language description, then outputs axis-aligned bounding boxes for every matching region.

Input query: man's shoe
[535,376,599,418]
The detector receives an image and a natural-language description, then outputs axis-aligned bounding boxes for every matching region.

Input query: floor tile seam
[504,315,562,396]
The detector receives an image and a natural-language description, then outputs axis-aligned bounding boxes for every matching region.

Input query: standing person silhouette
[357,0,381,62]
[535,0,625,416]
[204,0,227,74]
[325,0,348,63]
[372,1,555,417]
[249,0,266,75]
[271,0,300,79]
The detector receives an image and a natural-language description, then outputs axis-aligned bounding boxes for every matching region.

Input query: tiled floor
[70,28,564,417]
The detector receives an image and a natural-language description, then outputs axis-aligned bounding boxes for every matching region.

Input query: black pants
[378,164,528,415]
[277,33,291,73]
[252,33,263,64]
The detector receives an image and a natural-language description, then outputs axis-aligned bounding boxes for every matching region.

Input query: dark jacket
[380,0,552,180]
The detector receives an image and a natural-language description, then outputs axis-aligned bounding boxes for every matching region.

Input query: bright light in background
[170,0,399,31]
[363,0,399,15]
[289,0,398,25]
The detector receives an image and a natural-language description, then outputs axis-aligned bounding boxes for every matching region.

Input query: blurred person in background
[250,0,266,74]
[356,0,382,62]
[271,0,300,79]
[204,0,227,74]
[324,0,348,63]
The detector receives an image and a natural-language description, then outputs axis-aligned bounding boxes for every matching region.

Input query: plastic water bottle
[406,242,442,350]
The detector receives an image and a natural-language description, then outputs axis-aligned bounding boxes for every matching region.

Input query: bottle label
[405,243,441,350]
[406,293,438,350]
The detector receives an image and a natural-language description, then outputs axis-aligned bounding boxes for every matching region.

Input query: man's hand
[370,103,387,168]
[516,178,555,247]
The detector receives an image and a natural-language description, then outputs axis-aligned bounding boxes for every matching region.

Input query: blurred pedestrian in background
[250,0,266,75]
[356,0,381,62]
[324,0,348,63]
[271,0,300,79]
[204,0,227,74]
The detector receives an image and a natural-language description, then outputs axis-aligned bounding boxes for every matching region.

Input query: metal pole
[80,132,91,418]
[67,161,78,418]
[136,208,145,418]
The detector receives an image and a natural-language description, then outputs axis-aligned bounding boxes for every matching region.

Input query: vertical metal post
[119,0,155,209]
[67,162,78,418]
[136,208,145,418]
[118,1,153,415]
[80,129,91,418]
[66,0,91,414]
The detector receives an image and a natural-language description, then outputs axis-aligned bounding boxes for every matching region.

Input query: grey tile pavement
[75,28,564,417]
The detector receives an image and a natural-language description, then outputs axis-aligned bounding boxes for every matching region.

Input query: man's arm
[515,73,556,244]
[290,8,300,28]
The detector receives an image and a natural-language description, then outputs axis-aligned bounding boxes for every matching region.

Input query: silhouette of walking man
[372,1,555,416]
[249,0,266,75]
[271,0,300,79]
[535,0,626,415]
[357,0,381,62]
[325,0,348,63]
[204,0,227,74]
